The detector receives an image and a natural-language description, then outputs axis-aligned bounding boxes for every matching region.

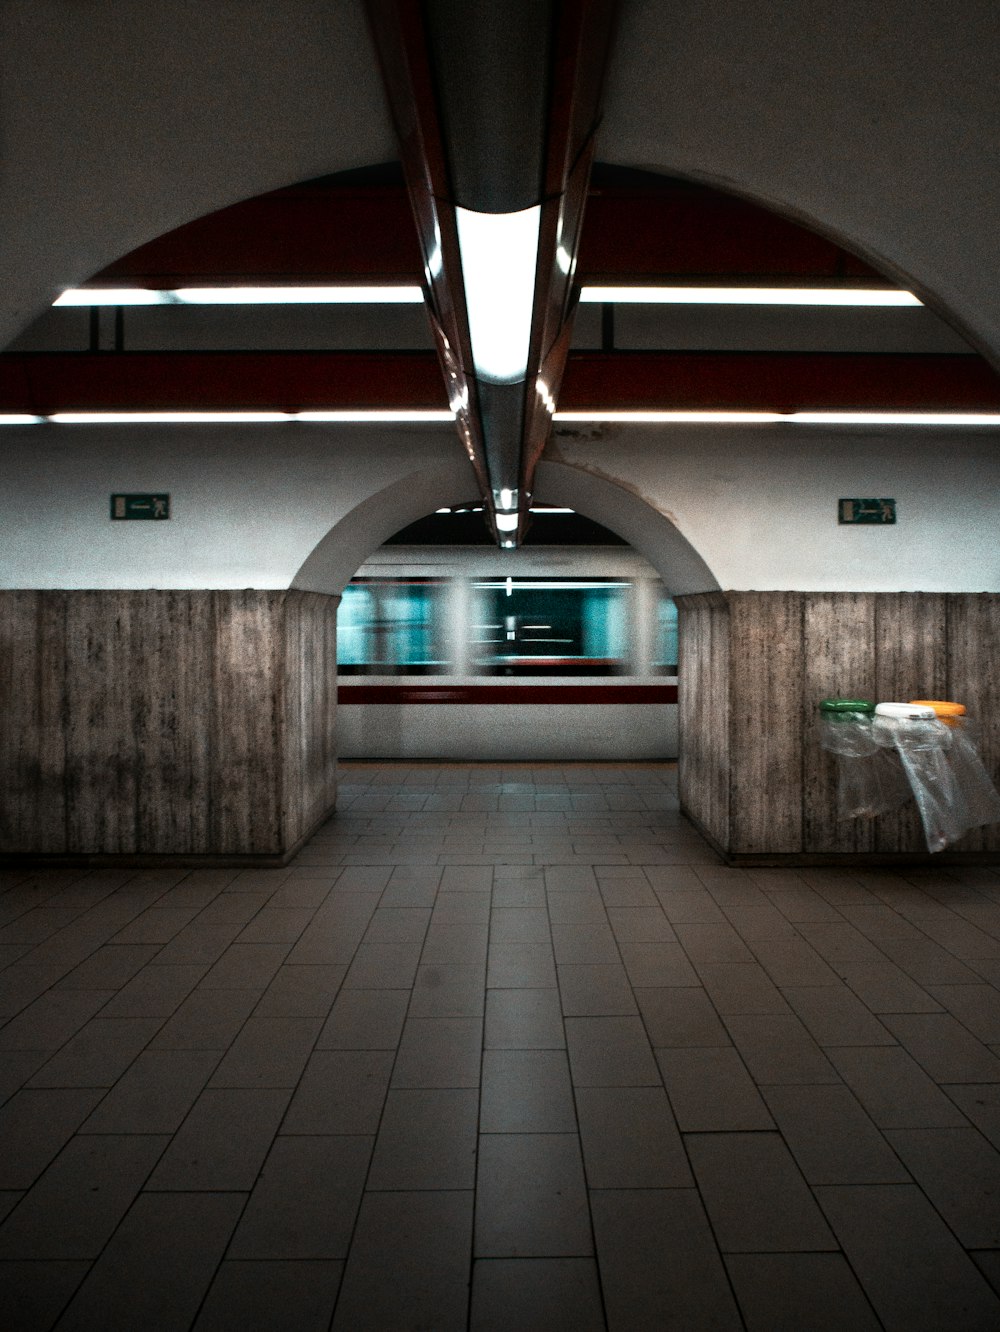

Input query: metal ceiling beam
[4,350,1000,414]
[365,0,618,544]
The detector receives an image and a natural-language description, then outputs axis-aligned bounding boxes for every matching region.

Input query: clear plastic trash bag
[873,715,970,853]
[819,712,910,821]
[945,718,1000,833]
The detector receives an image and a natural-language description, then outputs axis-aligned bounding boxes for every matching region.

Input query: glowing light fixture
[49,411,295,424]
[495,511,519,532]
[554,410,786,423]
[296,410,453,423]
[455,205,541,383]
[788,411,1000,425]
[44,410,454,425]
[0,414,45,425]
[580,286,922,307]
[54,286,424,306]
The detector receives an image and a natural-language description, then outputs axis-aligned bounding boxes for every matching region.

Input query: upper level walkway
[2,763,1000,1329]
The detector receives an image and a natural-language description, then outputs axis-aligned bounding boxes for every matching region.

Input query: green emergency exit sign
[110,494,170,520]
[839,498,896,525]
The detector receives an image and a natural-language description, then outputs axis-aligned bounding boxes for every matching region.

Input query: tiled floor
[3,762,1000,1329]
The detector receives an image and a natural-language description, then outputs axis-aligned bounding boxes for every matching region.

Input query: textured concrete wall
[676,591,1000,860]
[0,589,338,860]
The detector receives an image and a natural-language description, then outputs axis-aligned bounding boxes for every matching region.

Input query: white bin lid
[875,702,937,720]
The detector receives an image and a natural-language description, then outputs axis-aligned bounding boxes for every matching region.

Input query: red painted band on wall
[338,684,679,705]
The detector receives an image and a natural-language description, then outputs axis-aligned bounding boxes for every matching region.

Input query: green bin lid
[819,698,874,714]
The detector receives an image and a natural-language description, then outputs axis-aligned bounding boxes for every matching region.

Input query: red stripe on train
[338,685,679,705]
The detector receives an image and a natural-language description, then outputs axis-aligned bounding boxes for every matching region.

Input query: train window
[654,594,679,674]
[338,579,449,674]
[471,578,629,676]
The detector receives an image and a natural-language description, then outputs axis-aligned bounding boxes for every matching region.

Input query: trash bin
[909,700,1000,838]
[818,698,909,821]
[873,702,969,852]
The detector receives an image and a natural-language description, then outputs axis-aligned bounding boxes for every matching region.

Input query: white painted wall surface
[1,423,998,593]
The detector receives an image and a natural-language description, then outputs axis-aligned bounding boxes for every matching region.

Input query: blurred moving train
[337,543,679,761]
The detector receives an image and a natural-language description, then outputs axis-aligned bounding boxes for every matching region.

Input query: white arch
[289,452,721,596]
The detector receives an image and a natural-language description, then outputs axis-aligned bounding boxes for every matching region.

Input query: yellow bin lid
[909,699,966,718]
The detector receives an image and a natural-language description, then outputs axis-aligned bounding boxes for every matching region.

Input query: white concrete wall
[2,423,998,594]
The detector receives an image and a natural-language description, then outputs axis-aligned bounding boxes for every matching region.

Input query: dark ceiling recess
[364,0,618,547]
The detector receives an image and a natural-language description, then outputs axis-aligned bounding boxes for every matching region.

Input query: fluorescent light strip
[54,286,424,306]
[56,284,921,308]
[50,411,296,424]
[554,411,786,423]
[47,410,453,425]
[580,286,922,306]
[10,410,1000,427]
[454,205,541,383]
[554,410,1000,425]
[789,411,1000,425]
[296,410,453,423]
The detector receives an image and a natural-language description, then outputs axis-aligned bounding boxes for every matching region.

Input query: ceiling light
[788,411,1000,425]
[455,205,541,383]
[49,411,296,423]
[296,410,453,423]
[174,286,423,304]
[495,511,519,532]
[554,410,785,423]
[579,286,922,306]
[0,413,44,424]
[54,285,424,306]
[54,288,166,306]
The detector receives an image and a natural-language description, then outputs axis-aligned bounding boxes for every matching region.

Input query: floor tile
[368,1088,478,1189]
[591,1188,742,1331]
[636,986,730,1046]
[617,939,700,987]
[879,1010,1000,1082]
[391,1016,483,1088]
[316,988,409,1049]
[80,1049,220,1134]
[27,1017,161,1088]
[282,1050,393,1134]
[150,987,258,1050]
[484,987,566,1049]
[557,964,637,1016]
[252,962,347,1017]
[725,1252,882,1331]
[332,1191,472,1331]
[782,984,895,1045]
[487,942,558,988]
[480,1049,576,1133]
[475,1134,591,1257]
[723,1012,839,1084]
[228,1134,372,1258]
[409,962,486,1016]
[146,1088,290,1190]
[0,1259,88,1328]
[565,1015,661,1087]
[194,1260,344,1332]
[816,1183,1000,1331]
[686,1131,836,1252]
[655,1047,773,1131]
[55,1191,244,1332]
[0,1133,168,1259]
[469,1257,605,1332]
[762,1083,910,1184]
[576,1085,691,1188]
[884,1126,1000,1247]
[827,1045,972,1128]
[0,1089,105,1189]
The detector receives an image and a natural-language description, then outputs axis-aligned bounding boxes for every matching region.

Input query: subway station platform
[2,762,1000,1329]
